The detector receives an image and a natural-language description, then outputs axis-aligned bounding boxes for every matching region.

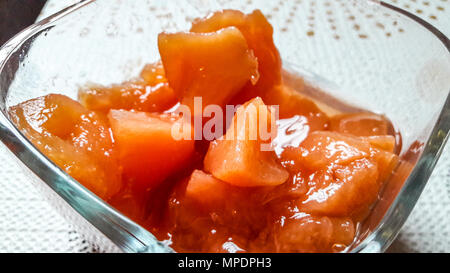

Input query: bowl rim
[0,0,448,253]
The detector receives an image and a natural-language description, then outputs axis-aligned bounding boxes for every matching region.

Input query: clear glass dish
[0,0,449,253]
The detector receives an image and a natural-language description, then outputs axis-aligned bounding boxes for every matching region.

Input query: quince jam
[9,9,400,253]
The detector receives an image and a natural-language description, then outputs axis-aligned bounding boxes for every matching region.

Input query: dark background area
[0,0,47,45]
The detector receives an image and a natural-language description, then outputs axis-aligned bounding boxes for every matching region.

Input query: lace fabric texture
[0,0,449,252]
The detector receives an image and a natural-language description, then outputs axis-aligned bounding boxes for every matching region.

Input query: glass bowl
[0,0,449,253]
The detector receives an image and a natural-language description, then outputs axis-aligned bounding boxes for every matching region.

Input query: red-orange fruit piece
[371,147,399,184]
[140,61,167,85]
[274,214,355,252]
[79,62,177,113]
[78,81,177,113]
[281,131,382,217]
[204,97,289,187]
[282,131,372,172]
[191,9,282,95]
[9,94,121,200]
[263,85,329,130]
[363,135,396,153]
[329,112,390,136]
[108,109,195,192]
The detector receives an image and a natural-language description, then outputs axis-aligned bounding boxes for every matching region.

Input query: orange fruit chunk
[329,112,390,136]
[140,61,167,85]
[363,135,396,153]
[7,8,405,253]
[204,97,289,187]
[300,158,380,217]
[40,136,121,200]
[9,94,121,200]
[108,109,195,192]
[263,85,329,130]
[282,131,372,172]
[281,131,384,217]
[79,81,177,113]
[17,93,88,139]
[79,62,178,113]
[191,9,281,96]
[108,186,148,224]
[274,214,355,252]
[184,170,232,209]
[158,27,258,111]
[371,148,399,184]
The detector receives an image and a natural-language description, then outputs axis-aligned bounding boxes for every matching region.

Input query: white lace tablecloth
[0,0,449,253]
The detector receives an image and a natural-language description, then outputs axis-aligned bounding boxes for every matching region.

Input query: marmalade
[9,10,399,253]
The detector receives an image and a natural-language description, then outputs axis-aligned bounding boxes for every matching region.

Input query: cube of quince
[9,94,121,200]
[108,110,195,192]
[158,27,258,111]
[191,9,282,94]
[204,97,288,187]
